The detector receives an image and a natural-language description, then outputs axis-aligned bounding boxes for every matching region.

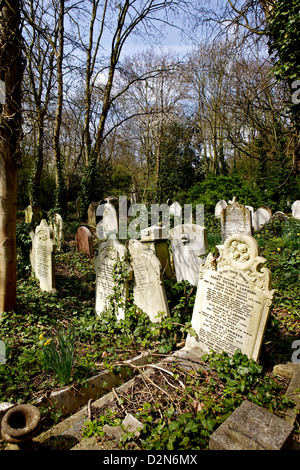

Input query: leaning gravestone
[50,213,64,252]
[220,198,252,242]
[75,226,94,258]
[30,219,56,293]
[215,200,227,218]
[128,239,170,323]
[94,238,131,321]
[169,224,208,286]
[185,233,274,362]
[292,200,300,220]
[252,207,271,231]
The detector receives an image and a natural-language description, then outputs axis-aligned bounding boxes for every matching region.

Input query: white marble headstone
[30,219,56,292]
[185,233,274,361]
[215,200,228,218]
[169,224,208,286]
[128,239,170,323]
[96,202,119,240]
[50,213,64,252]
[292,200,300,220]
[252,208,271,231]
[221,201,252,242]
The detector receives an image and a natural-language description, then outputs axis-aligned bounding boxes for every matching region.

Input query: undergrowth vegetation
[0,213,299,449]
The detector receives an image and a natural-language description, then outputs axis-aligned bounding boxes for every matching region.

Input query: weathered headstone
[88,201,99,228]
[214,200,227,218]
[292,200,300,220]
[252,207,271,231]
[24,205,42,224]
[50,213,64,252]
[75,196,82,217]
[128,239,170,323]
[30,219,56,293]
[140,224,172,278]
[185,233,274,361]
[24,205,33,224]
[96,202,118,240]
[220,199,252,242]
[94,238,131,321]
[169,224,208,286]
[75,226,94,258]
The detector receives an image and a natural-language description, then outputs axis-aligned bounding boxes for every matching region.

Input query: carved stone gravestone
[24,205,42,224]
[94,238,131,321]
[169,224,208,286]
[214,200,227,219]
[221,199,252,242]
[50,213,64,252]
[292,200,300,220]
[75,226,94,258]
[140,224,172,278]
[96,201,119,240]
[128,239,170,323]
[252,207,271,231]
[30,219,56,293]
[185,233,274,361]
[169,201,182,218]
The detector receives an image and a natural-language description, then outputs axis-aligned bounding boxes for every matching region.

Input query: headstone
[24,205,33,224]
[94,238,131,321]
[220,199,252,242]
[24,205,42,224]
[169,224,208,286]
[270,211,289,222]
[96,202,118,240]
[169,201,182,218]
[128,239,170,323]
[50,213,64,252]
[88,201,99,228]
[214,200,227,218]
[185,233,274,361]
[252,207,271,231]
[292,200,300,219]
[140,224,172,278]
[75,196,82,217]
[30,219,56,293]
[209,400,294,450]
[75,226,94,258]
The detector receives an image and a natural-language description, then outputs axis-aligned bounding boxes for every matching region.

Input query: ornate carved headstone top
[185,233,274,361]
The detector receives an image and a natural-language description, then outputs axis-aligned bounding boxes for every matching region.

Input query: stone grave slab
[292,200,300,219]
[252,207,271,231]
[94,238,131,321]
[185,233,274,361]
[75,226,94,258]
[30,219,56,292]
[221,199,252,242]
[209,400,294,450]
[128,239,170,323]
[169,224,208,286]
[87,201,99,228]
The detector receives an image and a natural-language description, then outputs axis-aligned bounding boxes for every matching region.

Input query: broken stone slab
[102,413,143,442]
[209,400,294,450]
[273,362,300,425]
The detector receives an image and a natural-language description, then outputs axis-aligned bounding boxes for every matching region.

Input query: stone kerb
[185,233,274,362]
[128,239,170,323]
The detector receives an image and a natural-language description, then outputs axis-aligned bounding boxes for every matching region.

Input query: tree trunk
[0,0,23,314]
